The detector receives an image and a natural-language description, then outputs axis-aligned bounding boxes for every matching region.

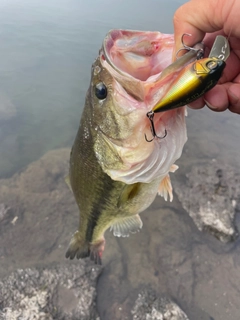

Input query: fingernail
[204,99,217,110]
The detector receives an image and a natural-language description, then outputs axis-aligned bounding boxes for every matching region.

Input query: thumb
[172,0,234,59]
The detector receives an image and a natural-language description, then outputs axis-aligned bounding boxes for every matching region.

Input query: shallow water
[0,0,240,319]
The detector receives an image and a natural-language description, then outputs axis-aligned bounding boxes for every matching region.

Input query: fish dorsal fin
[110,214,143,237]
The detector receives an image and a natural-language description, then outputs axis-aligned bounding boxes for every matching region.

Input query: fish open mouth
[101,30,175,103]
[102,29,174,82]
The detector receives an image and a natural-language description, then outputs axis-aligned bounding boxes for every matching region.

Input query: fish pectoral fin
[110,214,143,237]
[117,183,141,208]
[169,164,179,173]
[65,175,72,192]
[158,174,173,202]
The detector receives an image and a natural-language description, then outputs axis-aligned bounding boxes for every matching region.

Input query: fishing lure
[146,35,230,141]
[152,55,225,112]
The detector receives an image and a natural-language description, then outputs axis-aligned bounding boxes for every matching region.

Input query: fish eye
[206,60,218,70]
[95,82,107,100]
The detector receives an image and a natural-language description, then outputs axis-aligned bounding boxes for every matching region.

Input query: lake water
[0,0,240,319]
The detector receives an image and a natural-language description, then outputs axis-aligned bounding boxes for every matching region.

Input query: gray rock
[132,290,189,320]
[1,149,240,320]
[174,160,240,242]
[0,262,102,320]
[0,204,10,222]
[0,148,76,277]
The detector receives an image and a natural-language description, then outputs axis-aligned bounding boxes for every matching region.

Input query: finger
[173,0,240,58]
[218,49,240,84]
[187,97,205,110]
[228,83,240,114]
[204,85,229,112]
[173,0,220,58]
[204,81,240,113]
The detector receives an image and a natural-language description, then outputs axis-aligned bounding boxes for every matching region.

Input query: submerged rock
[132,290,189,320]
[174,160,240,242]
[0,262,102,320]
[0,148,77,277]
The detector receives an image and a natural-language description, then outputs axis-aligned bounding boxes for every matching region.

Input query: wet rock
[1,149,240,320]
[174,160,240,242]
[98,198,240,320]
[132,290,189,320]
[0,262,102,320]
[0,148,77,277]
[0,204,10,222]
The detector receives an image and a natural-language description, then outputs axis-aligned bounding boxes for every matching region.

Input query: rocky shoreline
[0,149,239,320]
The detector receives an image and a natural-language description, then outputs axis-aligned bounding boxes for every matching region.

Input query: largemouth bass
[66,30,199,264]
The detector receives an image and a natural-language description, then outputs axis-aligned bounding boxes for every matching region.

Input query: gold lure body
[152,57,226,113]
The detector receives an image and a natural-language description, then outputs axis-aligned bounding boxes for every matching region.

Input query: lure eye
[207,60,218,70]
[95,82,107,100]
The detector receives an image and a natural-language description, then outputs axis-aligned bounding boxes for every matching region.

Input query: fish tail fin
[65,231,105,265]
[65,230,90,260]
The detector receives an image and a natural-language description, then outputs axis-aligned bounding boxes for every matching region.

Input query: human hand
[173,0,240,114]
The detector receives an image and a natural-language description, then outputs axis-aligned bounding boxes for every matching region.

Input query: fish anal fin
[65,230,90,260]
[117,183,141,208]
[110,214,143,237]
[158,174,173,202]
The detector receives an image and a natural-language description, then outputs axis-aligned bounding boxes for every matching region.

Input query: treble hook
[145,111,167,142]
[176,33,204,60]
